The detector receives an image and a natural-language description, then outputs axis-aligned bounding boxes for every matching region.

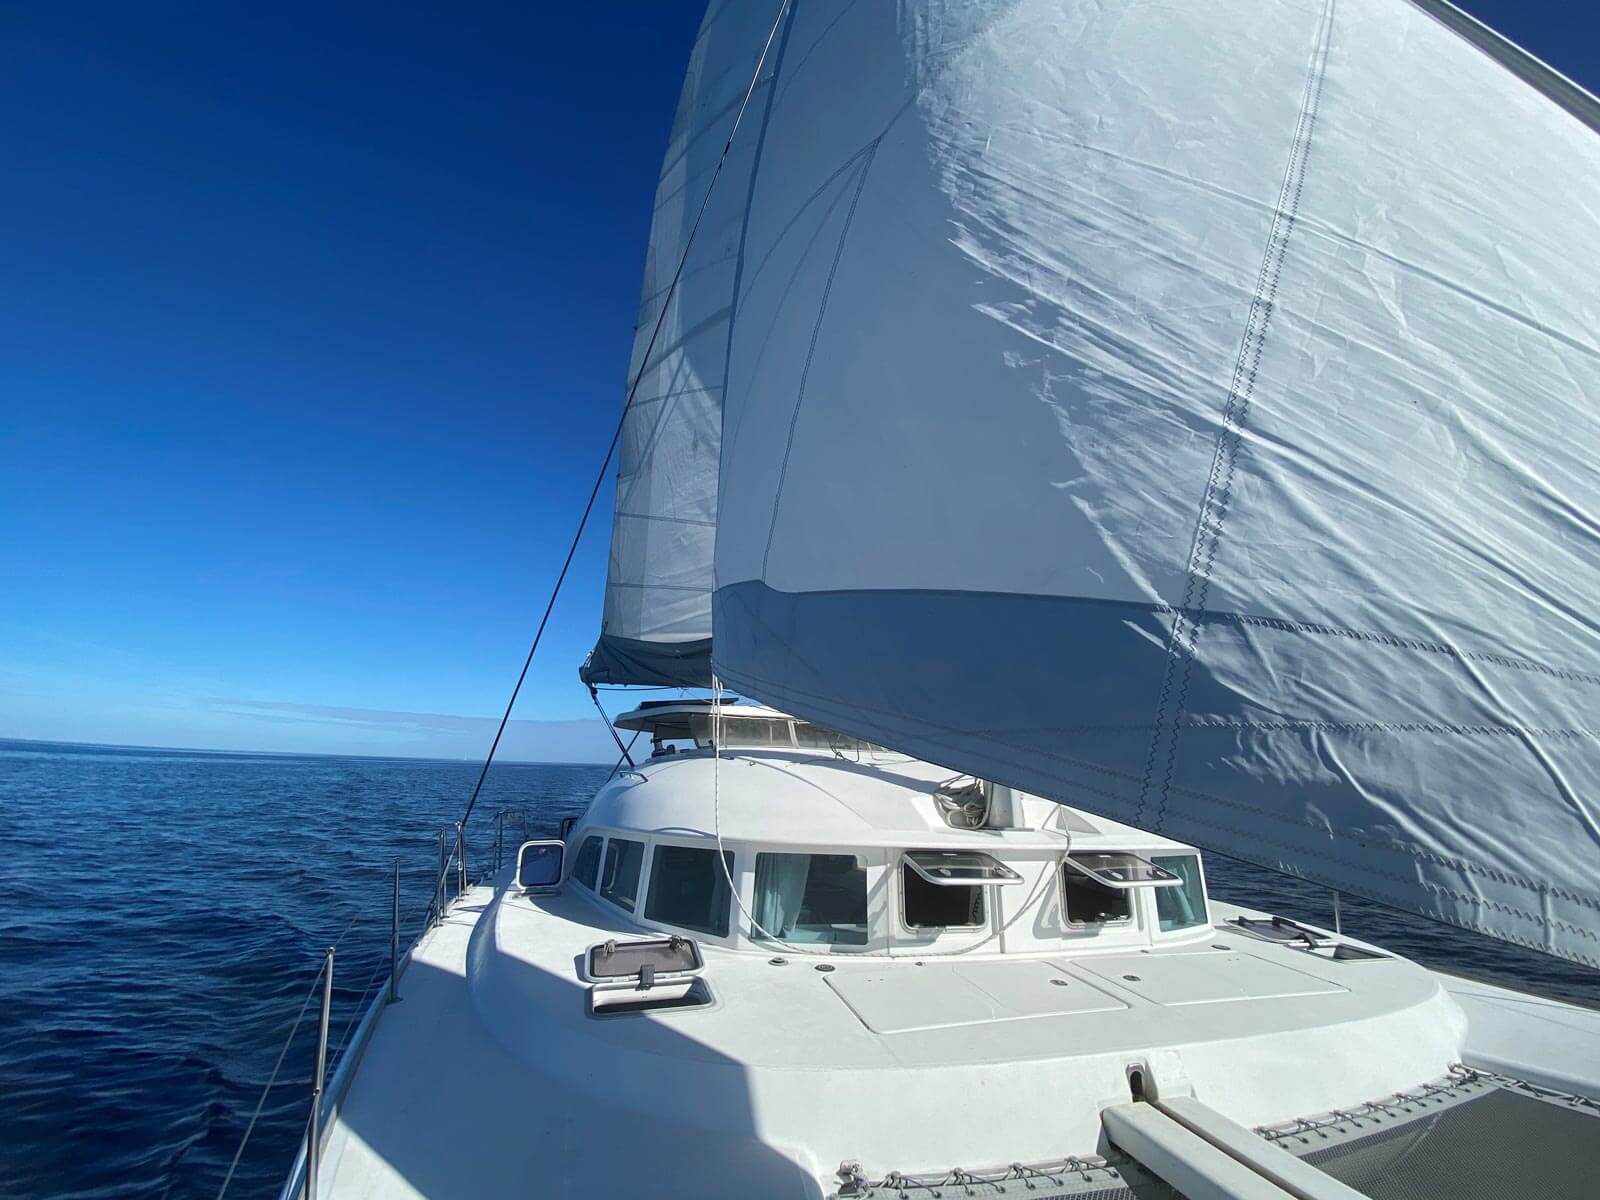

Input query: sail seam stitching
[718,0,798,526]
[613,512,718,528]
[991,720,1600,740]
[724,582,1600,686]
[760,138,883,580]
[1182,608,1600,687]
[1139,0,1337,831]
[605,582,712,593]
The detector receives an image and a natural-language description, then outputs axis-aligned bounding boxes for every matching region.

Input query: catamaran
[272,1,1600,1196]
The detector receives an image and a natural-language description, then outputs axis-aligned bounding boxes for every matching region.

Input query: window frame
[643,840,735,939]
[750,850,871,947]
[570,834,605,891]
[1060,862,1135,929]
[597,835,646,914]
[1149,852,1210,934]
[898,857,988,932]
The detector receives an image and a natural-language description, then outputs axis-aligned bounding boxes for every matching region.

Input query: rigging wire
[215,913,362,1200]
[588,686,637,769]
[603,729,643,784]
[456,0,795,832]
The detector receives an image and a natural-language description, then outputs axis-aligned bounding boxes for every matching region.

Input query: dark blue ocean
[1,738,1595,1200]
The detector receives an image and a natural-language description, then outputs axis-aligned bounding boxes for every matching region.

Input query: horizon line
[0,733,615,769]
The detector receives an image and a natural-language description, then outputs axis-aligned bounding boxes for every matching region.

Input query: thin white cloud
[207,698,619,762]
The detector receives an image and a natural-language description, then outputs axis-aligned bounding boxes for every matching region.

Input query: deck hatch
[826,960,1127,1033]
[584,936,703,982]
[1080,951,1345,1005]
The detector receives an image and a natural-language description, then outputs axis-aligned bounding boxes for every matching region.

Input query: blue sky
[1,3,1593,761]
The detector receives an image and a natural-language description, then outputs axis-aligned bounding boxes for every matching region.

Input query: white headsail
[582,2,783,687]
[597,0,1600,966]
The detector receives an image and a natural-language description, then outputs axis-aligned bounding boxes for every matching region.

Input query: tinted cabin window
[1061,868,1132,926]
[599,838,644,912]
[1153,853,1207,931]
[753,853,868,945]
[901,862,985,929]
[645,845,732,937]
[571,836,603,890]
[719,717,793,748]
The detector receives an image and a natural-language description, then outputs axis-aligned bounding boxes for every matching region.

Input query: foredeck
[313,878,1491,1199]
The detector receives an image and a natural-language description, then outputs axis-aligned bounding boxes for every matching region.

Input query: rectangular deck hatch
[585,935,702,982]
[1064,852,1183,889]
[904,850,1022,886]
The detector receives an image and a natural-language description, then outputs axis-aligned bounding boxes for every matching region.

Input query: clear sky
[1,3,1593,761]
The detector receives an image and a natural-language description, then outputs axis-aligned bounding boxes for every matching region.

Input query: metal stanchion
[305,946,333,1199]
[1332,890,1342,935]
[389,860,400,1004]
[434,829,446,926]
[456,821,466,895]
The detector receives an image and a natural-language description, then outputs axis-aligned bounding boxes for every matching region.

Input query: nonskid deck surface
[478,886,1457,1078]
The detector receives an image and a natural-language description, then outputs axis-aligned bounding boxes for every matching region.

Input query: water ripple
[0,740,600,1200]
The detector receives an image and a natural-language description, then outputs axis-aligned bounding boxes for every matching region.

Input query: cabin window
[752,853,868,945]
[599,838,645,912]
[724,717,794,748]
[571,835,603,890]
[901,861,985,929]
[645,844,733,937]
[1152,854,1207,931]
[1061,867,1133,926]
[793,722,891,756]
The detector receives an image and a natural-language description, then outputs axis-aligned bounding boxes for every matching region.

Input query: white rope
[710,675,832,954]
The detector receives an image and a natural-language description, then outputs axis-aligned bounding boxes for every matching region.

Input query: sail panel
[710,0,1600,964]
[583,0,785,688]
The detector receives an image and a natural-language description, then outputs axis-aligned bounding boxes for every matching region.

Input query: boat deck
[303,877,1600,1200]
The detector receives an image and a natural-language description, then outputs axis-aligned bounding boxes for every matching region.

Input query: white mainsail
[595,0,1600,967]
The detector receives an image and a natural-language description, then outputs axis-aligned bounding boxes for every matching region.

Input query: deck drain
[815,963,835,973]
[769,957,787,966]
[1122,974,1142,982]
[1050,978,1070,987]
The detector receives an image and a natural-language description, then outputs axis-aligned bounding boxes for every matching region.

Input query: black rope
[457,0,793,831]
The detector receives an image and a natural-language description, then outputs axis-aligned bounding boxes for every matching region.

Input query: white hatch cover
[1064,852,1184,889]
[1081,951,1347,1007]
[826,960,1127,1034]
[904,849,1024,886]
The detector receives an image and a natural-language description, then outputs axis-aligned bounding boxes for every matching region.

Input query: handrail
[264,808,521,1200]
[491,807,532,875]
